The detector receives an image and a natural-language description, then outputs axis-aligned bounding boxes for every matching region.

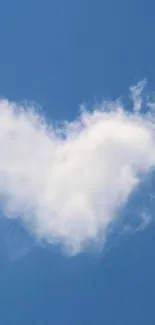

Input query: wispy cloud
[0,82,155,254]
[135,210,152,231]
[130,79,147,112]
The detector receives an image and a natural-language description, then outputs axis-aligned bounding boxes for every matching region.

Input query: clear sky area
[0,1,155,324]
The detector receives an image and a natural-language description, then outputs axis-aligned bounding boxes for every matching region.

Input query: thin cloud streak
[130,79,147,112]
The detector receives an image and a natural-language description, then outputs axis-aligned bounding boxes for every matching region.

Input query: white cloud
[0,87,155,254]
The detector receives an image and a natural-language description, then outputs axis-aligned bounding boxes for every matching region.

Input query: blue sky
[0,0,155,324]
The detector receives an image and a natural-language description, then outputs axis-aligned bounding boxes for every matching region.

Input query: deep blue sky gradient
[0,1,155,324]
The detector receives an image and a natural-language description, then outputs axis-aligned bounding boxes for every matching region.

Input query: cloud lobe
[0,86,155,254]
